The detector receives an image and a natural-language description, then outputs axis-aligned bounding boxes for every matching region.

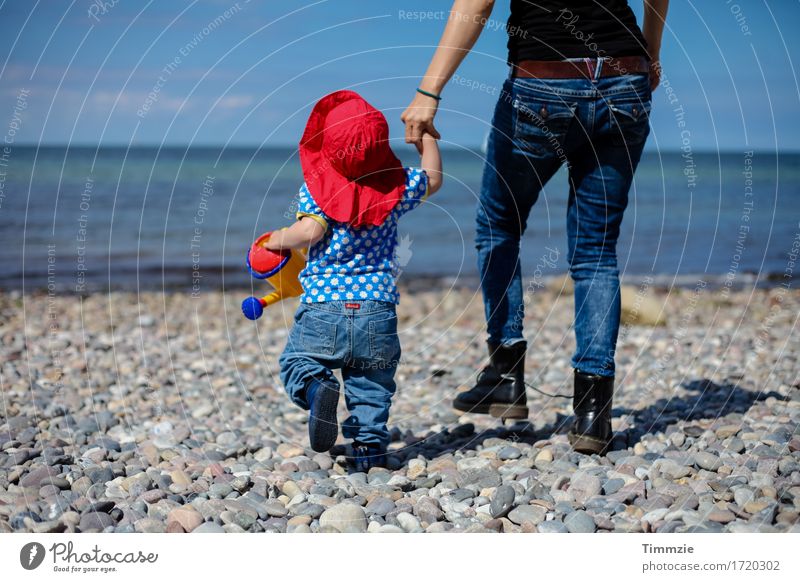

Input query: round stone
[707,508,735,523]
[192,522,225,533]
[602,478,625,495]
[567,472,602,505]
[319,503,367,533]
[79,512,116,532]
[396,512,422,532]
[498,446,522,461]
[564,509,596,533]
[166,506,203,532]
[536,520,568,533]
[490,485,516,518]
[694,451,723,472]
[507,504,546,526]
[364,497,395,517]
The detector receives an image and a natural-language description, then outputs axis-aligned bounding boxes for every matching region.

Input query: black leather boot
[568,370,614,455]
[453,341,529,419]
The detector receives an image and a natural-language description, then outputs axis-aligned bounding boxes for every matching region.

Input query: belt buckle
[583,57,594,80]
[586,56,606,80]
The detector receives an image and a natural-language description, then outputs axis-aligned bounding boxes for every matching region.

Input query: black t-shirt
[507,0,649,62]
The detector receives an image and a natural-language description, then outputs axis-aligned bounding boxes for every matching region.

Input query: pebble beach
[1,279,798,534]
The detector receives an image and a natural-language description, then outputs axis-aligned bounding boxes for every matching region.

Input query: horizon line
[8,143,799,154]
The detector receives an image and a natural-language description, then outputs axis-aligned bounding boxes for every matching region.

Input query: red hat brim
[298,90,405,228]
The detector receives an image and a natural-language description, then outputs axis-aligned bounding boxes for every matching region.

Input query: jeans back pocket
[299,311,338,356]
[607,97,651,147]
[512,93,576,158]
[367,311,400,363]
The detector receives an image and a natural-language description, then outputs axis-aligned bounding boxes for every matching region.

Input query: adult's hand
[401,92,441,152]
[400,0,497,151]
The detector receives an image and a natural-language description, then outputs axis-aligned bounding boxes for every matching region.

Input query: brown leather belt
[512,56,650,80]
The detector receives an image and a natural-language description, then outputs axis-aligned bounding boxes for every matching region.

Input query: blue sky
[1,0,798,150]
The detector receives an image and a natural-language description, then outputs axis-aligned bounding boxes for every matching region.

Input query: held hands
[401,91,441,154]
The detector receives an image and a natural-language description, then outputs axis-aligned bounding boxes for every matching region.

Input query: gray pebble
[564,509,596,533]
[319,503,367,533]
[507,504,546,526]
[567,472,602,505]
[602,478,625,495]
[536,520,569,533]
[192,522,225,533]
[490,485,516,518]
[79,512,116,532]
[694,451,723,472]
[498,446,522,461]
[365,497,395,517]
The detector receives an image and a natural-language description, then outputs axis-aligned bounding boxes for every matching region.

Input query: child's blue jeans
[279,300,400,449]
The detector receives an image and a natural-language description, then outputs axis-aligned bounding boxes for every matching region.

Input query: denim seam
[511,79,649,99]
[516,85,649,99]
[302,301,394,315]
[302,302,342,313]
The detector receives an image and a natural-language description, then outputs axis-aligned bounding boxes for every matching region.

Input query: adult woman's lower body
[453,57,652,455]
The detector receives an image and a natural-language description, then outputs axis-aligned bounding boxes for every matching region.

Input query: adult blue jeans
[476,61,652,377]
[279,300,400,449]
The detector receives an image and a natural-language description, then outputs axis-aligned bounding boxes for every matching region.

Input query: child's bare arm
[263,216,325,250]
[420,132,442,195]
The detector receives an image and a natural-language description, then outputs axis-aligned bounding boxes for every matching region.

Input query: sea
[0,146,798,292]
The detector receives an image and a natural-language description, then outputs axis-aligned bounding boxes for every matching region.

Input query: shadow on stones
[612,378,785,450]
[383,378,786,467]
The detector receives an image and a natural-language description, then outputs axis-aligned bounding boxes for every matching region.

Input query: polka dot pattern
[297,167,428,304]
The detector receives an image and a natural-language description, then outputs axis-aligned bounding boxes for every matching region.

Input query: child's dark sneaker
[306,379,340,452]
[350,442,387,473]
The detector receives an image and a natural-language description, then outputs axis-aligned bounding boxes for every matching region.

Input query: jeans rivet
[539,105,548,119]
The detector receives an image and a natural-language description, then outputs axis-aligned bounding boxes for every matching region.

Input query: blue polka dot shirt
[295,167,428,305]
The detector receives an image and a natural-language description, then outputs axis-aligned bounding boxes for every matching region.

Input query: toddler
[264,90,442,471]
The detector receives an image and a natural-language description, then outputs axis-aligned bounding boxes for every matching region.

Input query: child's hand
[419,131,442,195]
[262,231,284,250]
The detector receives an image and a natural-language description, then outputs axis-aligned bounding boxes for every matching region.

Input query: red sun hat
[299,90,405,228]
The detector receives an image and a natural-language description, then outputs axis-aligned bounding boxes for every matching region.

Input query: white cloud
[215,94,253,110]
